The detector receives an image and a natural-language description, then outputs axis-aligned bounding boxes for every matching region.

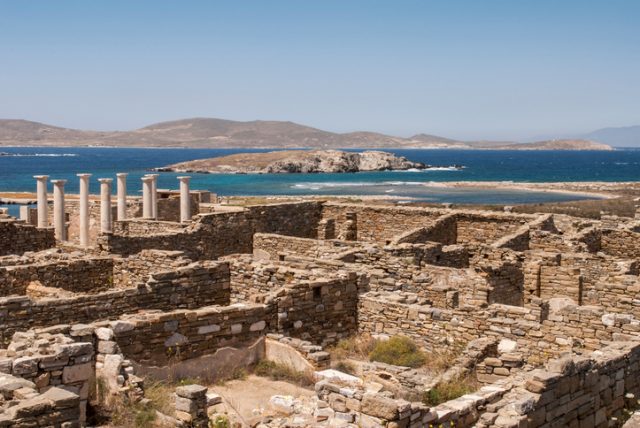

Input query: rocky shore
[156,150,461,174]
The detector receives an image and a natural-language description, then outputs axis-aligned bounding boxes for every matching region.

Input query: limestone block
[361,393,399,420]
[110,320,135,334]
[198,324,221,334]
[164,333,188,347]
[95,327,114,341]
[12,357,38,376]
[250,320,266,331]
[62,363,93,384]
[176,384,208,400]
[498,339,518,354]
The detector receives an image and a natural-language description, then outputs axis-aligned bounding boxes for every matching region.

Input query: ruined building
[2,173,640,427]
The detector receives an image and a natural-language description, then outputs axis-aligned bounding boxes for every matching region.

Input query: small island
[156,150,461,174]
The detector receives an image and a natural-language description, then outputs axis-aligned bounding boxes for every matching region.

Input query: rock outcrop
[158,150,439,174]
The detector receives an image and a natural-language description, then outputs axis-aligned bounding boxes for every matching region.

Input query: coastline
[3,181,634,205]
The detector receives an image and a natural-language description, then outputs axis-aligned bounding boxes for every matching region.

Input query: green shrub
[368,336,426,368]
[210,415,230,428]
[422,375,479,406]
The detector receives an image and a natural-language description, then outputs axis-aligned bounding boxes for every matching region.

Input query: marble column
[77,174,91,247]
[141,176,154,219]
[148,174,159,219]
[98,178,113,234]
[33,175,49,228]
[51,179,67,241]
[177,176,191,223]
[116,173,128,221]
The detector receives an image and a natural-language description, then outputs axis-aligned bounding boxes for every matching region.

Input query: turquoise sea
[1,147,639,216]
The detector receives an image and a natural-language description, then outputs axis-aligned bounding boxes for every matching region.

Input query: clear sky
[1,0,638,140]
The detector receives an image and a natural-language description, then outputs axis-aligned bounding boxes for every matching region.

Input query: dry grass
[91,378,177,428]
[329,333,378,361]
[409,196,637,219]
[512,197,636,219]
[421,342,466,373]
[422,374,480,406]
[368,336,427,368]
[253,360,315,387]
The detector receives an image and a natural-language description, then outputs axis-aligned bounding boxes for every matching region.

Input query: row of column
[33,174,192,246]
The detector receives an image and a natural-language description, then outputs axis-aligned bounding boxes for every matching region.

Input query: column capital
[177,176,191,181]
[77,173,92,178]
[116,172,129,177]
[33,175,49,180]
[51,179,67,185]
[141,176,154,182]
[98,178,113,183]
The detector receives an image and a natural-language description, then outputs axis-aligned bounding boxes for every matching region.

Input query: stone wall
[0,261,230,346]
[358,292,640,363]
[99,201,323,259]
[320,203,446,243]
[455,213,529,245]
[0,330,94,425]
[252,233,359,260]
[110,304,275,365]
[601,228,640,259]
[0,220,55,256]
[0,256,115,297]
[489,341,640,427]
[392,213,458,245]
[226,256,360,346]
[273,272,359,347]
[112,249,193,288]
[156,193,200,222]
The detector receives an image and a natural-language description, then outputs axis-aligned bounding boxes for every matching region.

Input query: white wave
[1,153,78,157]
[292,182,372,189]
[383,181,425,186]
[398,166,464,172]
[292,181,431,190]
[424,166,464,171]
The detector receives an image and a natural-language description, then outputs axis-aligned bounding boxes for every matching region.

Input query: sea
[1,147,639,217]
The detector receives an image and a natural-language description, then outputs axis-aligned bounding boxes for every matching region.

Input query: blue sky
[0,0,638,140]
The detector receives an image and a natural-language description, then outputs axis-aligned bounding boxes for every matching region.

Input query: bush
[332,360,357,375]
[368,336,426,368]
[330,334,378,360]
[422,375,479,406]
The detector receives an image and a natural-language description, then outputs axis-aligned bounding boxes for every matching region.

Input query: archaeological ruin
[2,173,640,427]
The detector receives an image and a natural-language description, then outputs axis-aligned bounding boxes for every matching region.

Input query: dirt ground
[208,375,314,425]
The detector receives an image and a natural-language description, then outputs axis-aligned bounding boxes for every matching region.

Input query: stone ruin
[2,175,640,427]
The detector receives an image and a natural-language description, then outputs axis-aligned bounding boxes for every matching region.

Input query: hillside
[157,150,427,173]
[582,125,640,148]
[0,118,615,150]
[473,139,613,151]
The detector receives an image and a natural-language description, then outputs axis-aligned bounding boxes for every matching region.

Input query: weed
[329,334,378,361]
[369,336,426,368]
[422,375,479,406]
[210,415,231,428]
[422,342,466,373]
[332,360,357,375]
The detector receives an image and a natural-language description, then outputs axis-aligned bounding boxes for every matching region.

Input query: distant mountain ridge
[581,125,640,148]
[0,118,615,150]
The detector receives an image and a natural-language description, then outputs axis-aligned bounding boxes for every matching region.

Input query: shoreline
[2,181,636,206]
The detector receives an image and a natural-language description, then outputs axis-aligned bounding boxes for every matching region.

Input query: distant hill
[0,117,614,150]
[473,139,613,151]
[582,125,640,148]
